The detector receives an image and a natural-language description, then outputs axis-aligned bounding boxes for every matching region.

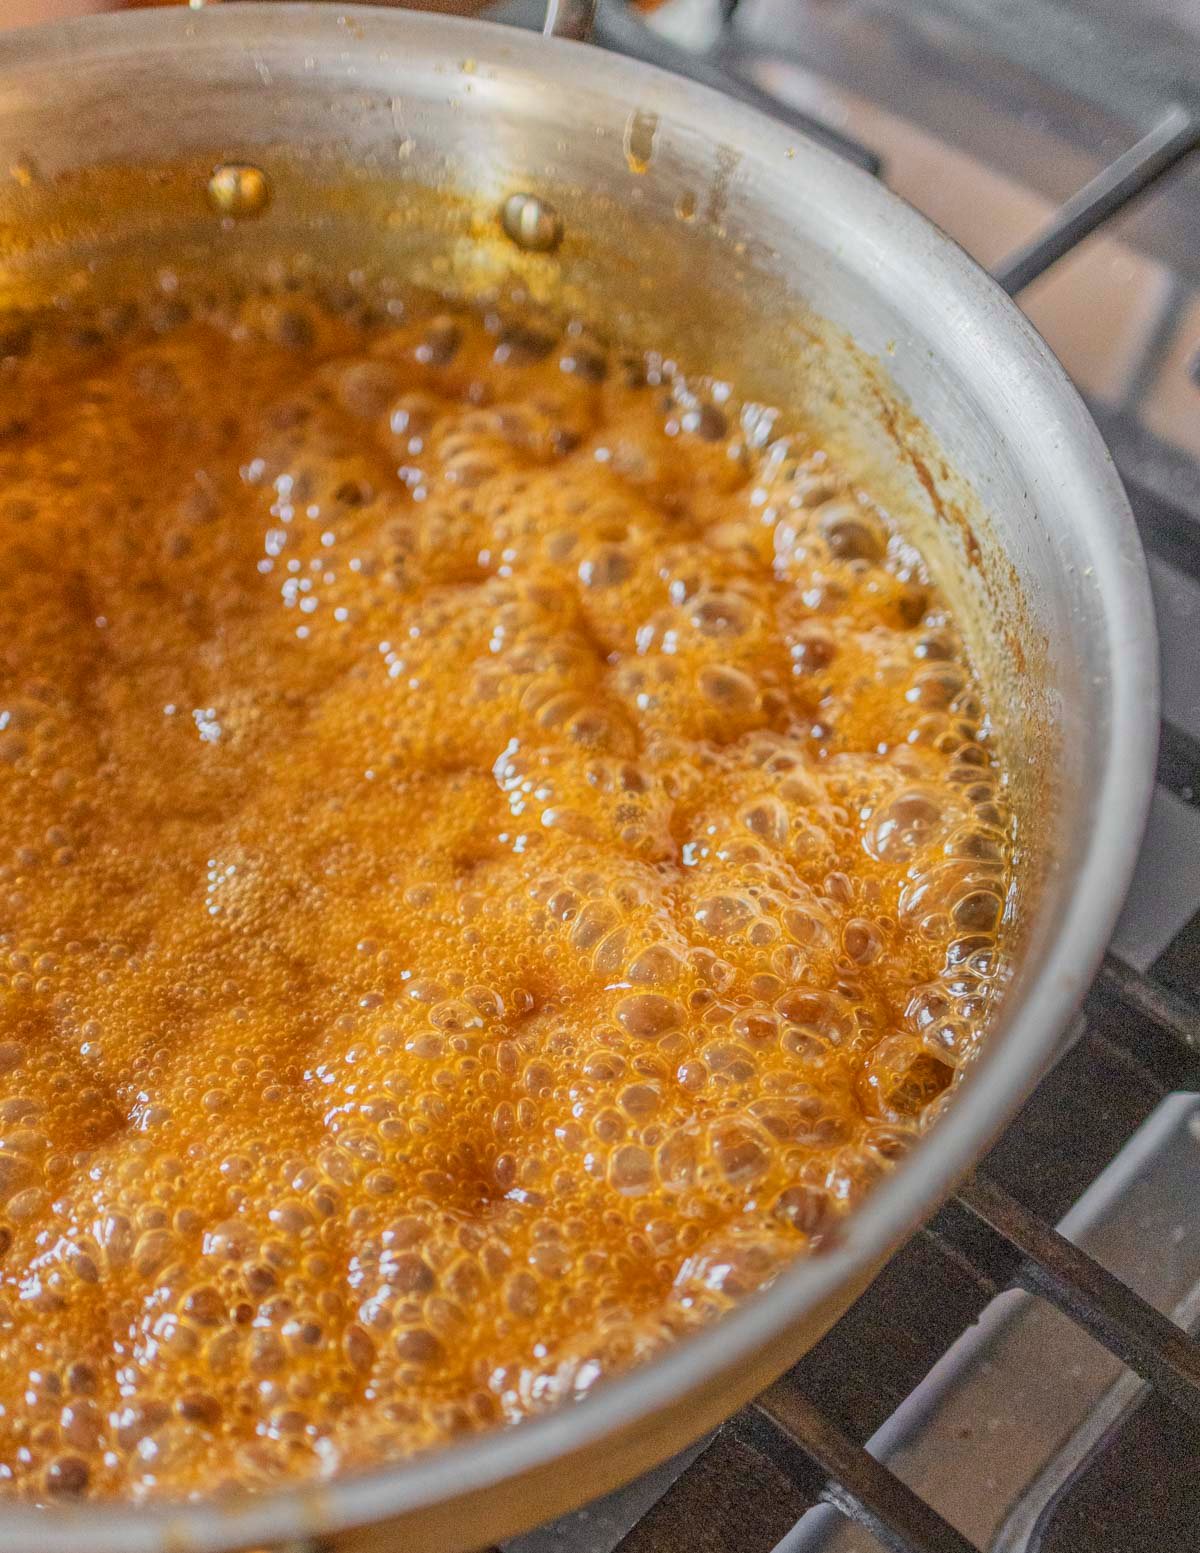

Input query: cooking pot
[0,5,1158,1549]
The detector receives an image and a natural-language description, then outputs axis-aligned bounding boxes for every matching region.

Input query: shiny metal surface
[0,7,1160,1549]
[788,1093,1200,1553]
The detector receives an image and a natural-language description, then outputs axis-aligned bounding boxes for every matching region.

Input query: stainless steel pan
[0,5,1158,1548]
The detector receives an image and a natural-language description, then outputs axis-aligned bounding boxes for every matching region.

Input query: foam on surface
[0,283,1013,1500]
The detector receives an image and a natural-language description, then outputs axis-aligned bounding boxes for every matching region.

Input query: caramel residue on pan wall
[868,382,983,572]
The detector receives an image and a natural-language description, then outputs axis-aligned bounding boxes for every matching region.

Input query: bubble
[680,403,727,442]
[777,989,852,1047]
[860,1035,955,1122]
[268,1200,314,1235]
[66,1363,97,1397]
[578,545,633,589]
[335,360,401,420]
[7,1187,46,1222]
[615,994,684,1038]
[415,316,462,367]
[581,1050,625,1085]
[115,1401,170,1451]
[770,1183,835,1240]
[529,1240,572,1279]
[344,1324,376,1372]
[250,1330,286,1375]
[741,796,788,846]
[817,499,888,562]
[952,888,1005,933]
[394,1328,443,1364]
[656,1128,700,1192]
[608,1144,653,1195]
[504,1273,541,1320]
[183,1286,226,1326]
[559,342,608,382]
[428,999,483,1034]
[626,945,684,985]
[915,627,958,661]
[864,789,945,863]
[694,894,754,937]
[61,1400,101,1451]
[699,664,758,711]
[593,1108,625,1144]
[207,163,271,219]
[781,906,832,951]
[708,1118,771,1187]
[943,822,1006,862]
[500,192,564,254]
[177,1392,222,1428]
[618,1083,661,1119]
[689,592,752,637]
[899,859,1002,924]
[571,903,619,951]
[909,664,967,710]
[695,1038,748,1082]
[383,1254,434,1295]
[594,930,629,976]
[493,322,555,366]
[44,1455,90,1498]
[842,918,884,965]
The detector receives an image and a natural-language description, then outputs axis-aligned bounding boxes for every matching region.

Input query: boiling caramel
[0,281,1013,1502]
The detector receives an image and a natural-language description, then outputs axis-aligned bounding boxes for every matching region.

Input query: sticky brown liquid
[0,283,1013,1502]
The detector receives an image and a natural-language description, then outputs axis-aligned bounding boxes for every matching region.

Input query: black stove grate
[499,5,1200,1549]
[988,106,1200,295]
[580,972,1200,1553]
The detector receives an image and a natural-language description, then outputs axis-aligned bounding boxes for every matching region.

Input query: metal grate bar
[609,1425,810,1553]
[957,1172,1200,1424]
[1154,905,1200,1010]
[1158,721,1200,810]
[1091,953,1200,1057]
[1124,473,1200,588]
[753,1384,982,1553]
[993,105,1200,294]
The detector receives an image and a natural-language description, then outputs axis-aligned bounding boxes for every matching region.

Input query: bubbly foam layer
[0,282,1013,1501]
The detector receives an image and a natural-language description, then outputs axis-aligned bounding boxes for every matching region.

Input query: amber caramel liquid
[0,281,1013,1502]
